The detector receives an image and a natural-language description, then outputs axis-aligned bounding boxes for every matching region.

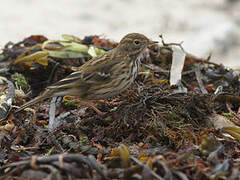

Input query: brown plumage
[16,33,156,114]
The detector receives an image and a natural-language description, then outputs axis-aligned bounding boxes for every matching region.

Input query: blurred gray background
[0,0,239,68]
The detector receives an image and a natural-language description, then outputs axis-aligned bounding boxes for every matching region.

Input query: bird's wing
[47,51,123,90]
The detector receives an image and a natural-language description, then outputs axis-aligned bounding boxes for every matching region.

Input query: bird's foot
[63,96,105,115]
[93,98,122,106]
[78,100,106,116]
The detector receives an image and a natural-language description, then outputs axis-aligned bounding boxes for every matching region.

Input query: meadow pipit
[16,33,157,114]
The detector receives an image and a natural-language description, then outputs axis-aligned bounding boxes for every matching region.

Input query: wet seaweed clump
[0,34,239,179]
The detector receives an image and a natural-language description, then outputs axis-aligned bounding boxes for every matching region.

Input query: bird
[15,33,157,114]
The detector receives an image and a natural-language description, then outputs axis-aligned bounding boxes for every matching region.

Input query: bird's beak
[149,40,158,44]
[147,40,158,47]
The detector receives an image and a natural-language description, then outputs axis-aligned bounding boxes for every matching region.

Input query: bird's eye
[133,40,140,45]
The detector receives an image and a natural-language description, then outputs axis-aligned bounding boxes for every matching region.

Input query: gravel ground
[0,0,240,68]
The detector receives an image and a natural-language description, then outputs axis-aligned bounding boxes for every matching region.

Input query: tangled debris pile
[0,34,239,179]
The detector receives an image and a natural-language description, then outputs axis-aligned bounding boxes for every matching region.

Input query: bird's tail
[15,89,53,113]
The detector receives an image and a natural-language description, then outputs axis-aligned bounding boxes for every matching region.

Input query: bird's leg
[77,101,105,116]
[106,98,123,106]
[63,96,105,115]
[93,98,123,106]
[93,99,105,103]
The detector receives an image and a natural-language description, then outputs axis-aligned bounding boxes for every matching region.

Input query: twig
[159,34,185,52]
[194,65,208,94]
[226,102,240,126]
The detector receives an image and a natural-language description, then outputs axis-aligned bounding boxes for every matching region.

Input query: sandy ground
[0,0,240,68]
